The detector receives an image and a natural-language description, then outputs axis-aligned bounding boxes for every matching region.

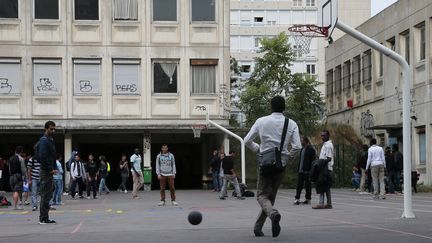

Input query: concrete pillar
[143,134,151,191]
[64,132,72,193]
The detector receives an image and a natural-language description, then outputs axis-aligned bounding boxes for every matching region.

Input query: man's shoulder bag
[257,117,289,177]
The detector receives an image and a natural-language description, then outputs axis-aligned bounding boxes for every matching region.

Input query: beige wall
[0,0,231,128]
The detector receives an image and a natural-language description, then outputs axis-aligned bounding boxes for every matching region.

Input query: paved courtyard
[1,188,432,242]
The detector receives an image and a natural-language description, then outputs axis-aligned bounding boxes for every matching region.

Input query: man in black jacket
[37,121,58,224]
[294,136,316,205]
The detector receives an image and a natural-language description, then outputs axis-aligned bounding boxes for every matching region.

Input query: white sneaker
[87,196,91,199]
[124,190,127,194]
[158,201,165,206]
[172,201,178,206]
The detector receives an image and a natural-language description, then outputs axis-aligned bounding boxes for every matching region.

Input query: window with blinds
[0,58,21,95]
[73,59,101,95]
[113,59,140,95]
[33,59,62,96]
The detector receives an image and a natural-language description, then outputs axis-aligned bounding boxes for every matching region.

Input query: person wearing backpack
[8,146,26,210]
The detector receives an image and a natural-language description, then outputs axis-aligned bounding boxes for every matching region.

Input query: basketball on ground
[188,211,202,225]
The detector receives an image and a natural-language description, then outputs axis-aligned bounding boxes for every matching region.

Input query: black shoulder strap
[279,118,289,151]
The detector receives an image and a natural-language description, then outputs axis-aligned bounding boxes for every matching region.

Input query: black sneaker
[254,229,264,237]
[302,200,310,205]
[219,197,226,200]
[79,196,84,199]
[270,212,281,238]
[39,219,57,225]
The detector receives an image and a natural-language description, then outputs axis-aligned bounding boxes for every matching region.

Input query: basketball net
[191,125,207,138]
[288,24,329,56]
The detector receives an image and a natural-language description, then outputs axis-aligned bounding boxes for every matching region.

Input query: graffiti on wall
[360,110,375,138]
[218,84,230,118]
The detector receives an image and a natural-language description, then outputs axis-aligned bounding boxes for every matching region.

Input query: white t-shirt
[319,140,334,171]
[130,154,142,174]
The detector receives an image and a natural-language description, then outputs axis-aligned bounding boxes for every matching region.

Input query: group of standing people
[354,140,404,199]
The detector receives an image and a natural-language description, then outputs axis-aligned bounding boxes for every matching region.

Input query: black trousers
[39,170,54,221]
[70,177,84,198]
[86,176,97,198]
[295,172,311,200]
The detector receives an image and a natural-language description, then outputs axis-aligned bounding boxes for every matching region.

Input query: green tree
[239,32,324,132]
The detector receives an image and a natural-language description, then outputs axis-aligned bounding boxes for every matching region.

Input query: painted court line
[71,221,83,234]
[281,209,432,241]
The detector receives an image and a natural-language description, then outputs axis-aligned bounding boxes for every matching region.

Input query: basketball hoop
[288,24,329,56]
[191,124,207,138]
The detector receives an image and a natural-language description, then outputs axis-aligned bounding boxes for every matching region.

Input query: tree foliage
[239,32,324,133]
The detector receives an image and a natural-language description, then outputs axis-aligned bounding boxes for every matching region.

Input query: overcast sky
[371,0,398,16]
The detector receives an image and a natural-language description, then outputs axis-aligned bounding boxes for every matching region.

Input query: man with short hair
[70,154,86,199]
[85,154,99,199]
[219,151,244,200]
[312,130,334,209]
[356,144,369,194]
[27,152,41,211]
[366,138,386,199]
[37,121,58,224]
[392,144,403,192]
[294,136,316,205]
[130,148,144,199]
[244,96,302,238]
[8,146,26,210]
[156,144,178,206]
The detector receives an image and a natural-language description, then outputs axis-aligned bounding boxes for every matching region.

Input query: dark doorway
[77,143,137,191]
[151,143,202,189]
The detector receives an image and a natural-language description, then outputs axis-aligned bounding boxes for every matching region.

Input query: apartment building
[0,0,230,189]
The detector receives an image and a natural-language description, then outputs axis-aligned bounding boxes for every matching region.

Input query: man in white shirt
[366,138,386,199]
[312,130,334,209]
[130,148,144,199]
[244,96,301,238]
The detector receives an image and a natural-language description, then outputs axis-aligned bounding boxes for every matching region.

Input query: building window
[191,59,217,94]
[33,59,62,96]
[352,55,361,88]
[113,0,138,20]
[254,17,263,23]
[254,37,262,48]
[191,0,215,22]
[153,60,178,93]
[293,0,302,7]
[113,59,140,95]
[0,59,21,95]
[306,64,316,74]
[306,0,315,7]
[362,50,371,85]
[73,59,101,95]
[74,0,98,20]
[326,69,333,97]
[416,22,426,61]
[400,30,410,64]
[153,0,176,22]
[386,37,395,51]
[0,0,18,18]
[241,65,251,73]
[418,130,426,165]
[334,65,341,94]
[343,60,351,91]
[34,0,59,19]
[379,51,383,77]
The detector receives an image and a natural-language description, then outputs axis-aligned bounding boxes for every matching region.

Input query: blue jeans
[53,179,63,205]
[212,170,221,191]
[31,179,40,208]
[99,178,109,193]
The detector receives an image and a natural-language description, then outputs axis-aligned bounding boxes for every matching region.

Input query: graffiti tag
[0,78,12,94]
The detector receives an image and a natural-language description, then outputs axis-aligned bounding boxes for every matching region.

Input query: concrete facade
[0,0,231,189]
[325,0,432,184]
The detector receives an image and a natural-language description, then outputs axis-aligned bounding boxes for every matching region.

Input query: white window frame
[73,59,101,96]
[152,0,178,23]
[152,59,179,94]
[73,0,100,21]
[190,0,217,23]
[113,0,138,21]
[33,0,60,20]
[112,59,141,95]
[33,59,62,96]
[0,58,21,95]
[306,64,316,75]
[0,0,19,19]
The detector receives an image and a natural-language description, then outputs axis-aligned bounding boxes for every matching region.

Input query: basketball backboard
[318,0,338,40]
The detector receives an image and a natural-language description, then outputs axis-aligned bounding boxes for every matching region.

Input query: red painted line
[71,221,83,234]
